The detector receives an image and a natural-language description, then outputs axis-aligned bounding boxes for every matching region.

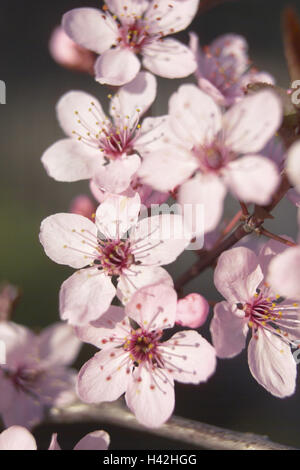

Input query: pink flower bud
[49,26,96,74]
[70,195,96,221]
[176,293,209,328]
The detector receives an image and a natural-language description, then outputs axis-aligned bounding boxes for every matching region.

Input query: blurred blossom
[176,293,210,328]
[49,26,96,74]
[0,322,81,428]
[0,283,21,322]
[70,194,96,221]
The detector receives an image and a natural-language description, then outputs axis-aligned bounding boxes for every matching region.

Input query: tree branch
[47,400,295,450]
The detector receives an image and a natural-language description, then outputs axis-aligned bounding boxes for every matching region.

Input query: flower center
[193,140,233,173]
[73,101,141,160]
[118,21,153,53]
[124,328,162,365]
[95,239,135,276]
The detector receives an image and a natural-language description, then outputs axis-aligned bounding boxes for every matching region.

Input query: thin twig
[259,227,297,247]
[47,400,295,450]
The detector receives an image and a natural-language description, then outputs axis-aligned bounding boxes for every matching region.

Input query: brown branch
[175,174,292,292]
[259,227,297,247]
[47,400,295,450]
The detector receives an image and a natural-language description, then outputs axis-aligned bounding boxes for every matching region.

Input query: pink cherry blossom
[176,293,209,328]
[42,71,159,194]
[0,322,81,428]
[62,1,199,86]
[139,85,282,234]
[0,426,110,450]
[49,26,96,74]
[76,283,216,428]
[39,193,191,326]
[190,32,274,107]
[210,243,299,397]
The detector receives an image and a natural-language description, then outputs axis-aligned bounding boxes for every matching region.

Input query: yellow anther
[248,321,253,327]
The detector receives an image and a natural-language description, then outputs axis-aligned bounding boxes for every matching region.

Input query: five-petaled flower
[0,322,81,428]
[139,84,282,234]
[42,72,161,194]
[62,0,199,86]
[210,243,300,398]
[189,32,274,107]
[76,283,216,428]
[39,193,190,326]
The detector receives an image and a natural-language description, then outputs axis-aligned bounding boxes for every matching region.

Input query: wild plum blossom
[42,71,160,194]
[139,85,282,234]
[76,283,216,428]
[0,322,81,428]
[176,293,209,328]
[210,243,300,397]
[189,33,274,107]
[62,0,199,86]
[39,193,190,326]
[0,426,110,450]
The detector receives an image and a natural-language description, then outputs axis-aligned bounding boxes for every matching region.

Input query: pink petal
[223,90,282,154]
[131,214,190,265]
[210,301,248,358]
[225,155,280,205]
[146,0,199,35]
[117,265,173,304]
[163,330,216,384]
[138,144,197,192]
[2,391,44,429]
[169,84,222,147]
[0,426,37,450]
[125,366,175,428]
[95,193,141,239]
[176,293,209,328]
[59,268,116,325]
[38,322,81,367]
[214,247,263,303]
[77,350,129,403]
[178,173,227,235]
[125,283,177,330]
[39,213,98,269]
[248,329,296,397]
[286,141,300,192]
[42,139,98,182]
[74,430,110,450]
[93,154,141,194]
[49,434,61,450]
[56,90,107,138]
[142,39,196,78]
[258,238,291,278]
[62,8,118,54]
[210,34,248,77]
[267,246,300,299]
[76,306,129,349]
[95,48,141,86]
[105,0,149,21]
[110,71,157,122]
[135,115,171,153]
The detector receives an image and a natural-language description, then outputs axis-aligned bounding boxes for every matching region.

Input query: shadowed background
[0,0,300,449]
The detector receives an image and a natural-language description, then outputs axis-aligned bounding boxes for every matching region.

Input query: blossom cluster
[2,0,300,450]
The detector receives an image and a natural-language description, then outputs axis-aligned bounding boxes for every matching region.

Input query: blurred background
[0,0,300,450]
